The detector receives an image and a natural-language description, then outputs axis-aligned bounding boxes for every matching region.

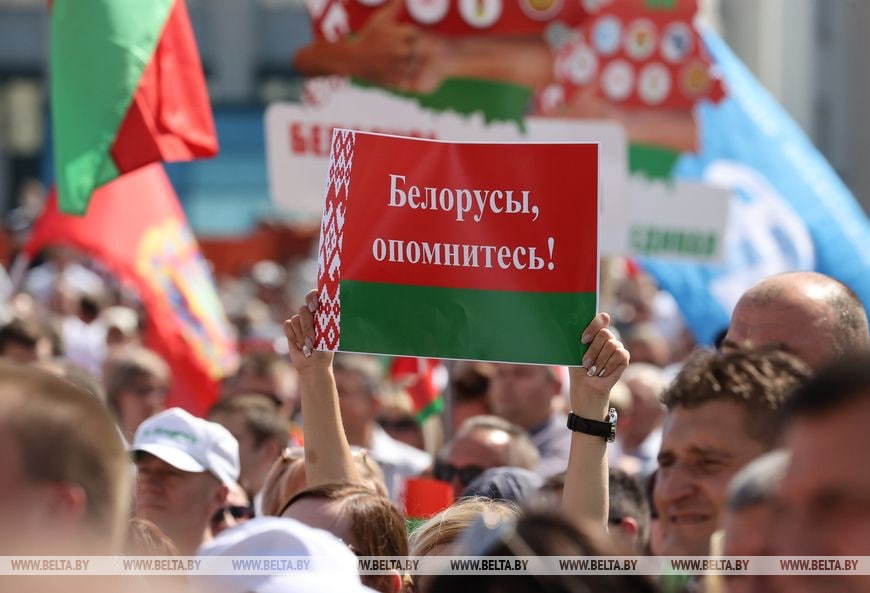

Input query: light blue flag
[641,30,870,346]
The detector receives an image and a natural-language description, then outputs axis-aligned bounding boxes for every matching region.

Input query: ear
[48,482,88,526]
[211,483,229,516]
[387,569,403,593]
[617,517,640,546]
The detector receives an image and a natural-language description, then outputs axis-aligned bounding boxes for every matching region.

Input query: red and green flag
[50,0,218,215]
[24,164,239,416]
[314,130,599,366]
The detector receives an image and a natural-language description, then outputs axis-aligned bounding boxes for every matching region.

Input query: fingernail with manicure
[582,356,591,368]
[308,300,317,313]
[302,345,312,358]
[587,365,597,377]
[599,368,607,377]
[581,334,591,344]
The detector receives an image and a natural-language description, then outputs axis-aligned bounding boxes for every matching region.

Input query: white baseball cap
[195,517,377,593]
[132,407,240,487]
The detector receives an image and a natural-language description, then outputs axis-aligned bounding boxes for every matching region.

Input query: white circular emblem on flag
[602,59,634,101]
[593,15,622,56]
[625,18,657,61]
[565,43,598,85]
[407,0,450,24]
[661,21,693,63]
[581,0,612,13]
[638,63,671,105]
[520,0,563,21]
[459,0,503,27]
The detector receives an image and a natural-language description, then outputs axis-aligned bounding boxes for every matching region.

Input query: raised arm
[283,289,360,487]
[562,312,630,530]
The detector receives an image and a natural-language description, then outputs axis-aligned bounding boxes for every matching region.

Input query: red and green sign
[314,130,599,365]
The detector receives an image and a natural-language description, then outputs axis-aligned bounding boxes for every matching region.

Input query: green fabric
[353,77,533,127]
[628,143,681,180]
[416,395,444,423]
[51,0,174,214]
[339,280,595,365]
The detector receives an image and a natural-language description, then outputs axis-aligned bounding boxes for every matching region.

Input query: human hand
[282,289,333,372]
[569,312,630,402]
[351,0,423,88]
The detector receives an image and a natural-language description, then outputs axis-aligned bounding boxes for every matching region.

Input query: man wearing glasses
[434,414,539,497]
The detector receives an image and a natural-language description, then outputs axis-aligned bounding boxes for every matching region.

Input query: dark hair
[608,468,650,550]
[209,394,290,449]
[784,352,870,420]
[0,318,42,352]
[427,512,659,593]
[662,347,811,446]
[284,482,408,593]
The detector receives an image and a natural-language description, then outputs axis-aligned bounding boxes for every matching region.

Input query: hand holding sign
[563,311,629,531]
[283,289,333,372]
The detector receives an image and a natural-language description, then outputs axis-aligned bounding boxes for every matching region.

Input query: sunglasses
[433,460,486,487]
[377,417,419,432]
[211,504,255,524]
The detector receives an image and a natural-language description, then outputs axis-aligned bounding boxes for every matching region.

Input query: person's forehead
[210,410,249,438]
[448,430,507,466]
[333,368,370,393]
[135,452,200,475]
[783,399,870,493]
[661,401,755,454]
[493,364,550,379]
[728,298,827,344]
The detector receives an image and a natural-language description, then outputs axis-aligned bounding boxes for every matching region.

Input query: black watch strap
[566,409,617,443]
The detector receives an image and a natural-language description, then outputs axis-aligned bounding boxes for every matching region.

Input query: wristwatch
[566,408,617,443]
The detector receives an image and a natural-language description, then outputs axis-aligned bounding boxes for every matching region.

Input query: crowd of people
[0,247,868,593]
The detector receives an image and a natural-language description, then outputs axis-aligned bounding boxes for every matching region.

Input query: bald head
[724,272,869,370]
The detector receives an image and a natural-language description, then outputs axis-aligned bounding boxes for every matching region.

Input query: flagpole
[6,252,30,302]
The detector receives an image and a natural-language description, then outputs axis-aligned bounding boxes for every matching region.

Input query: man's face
[655,401,767,555]
[443,428,511,496]
[210,411,271,495]
[335,369,377,445]
[722,503,778,593]
[116,373,167,438]
[134,453,223,546]
[775,397,870,593]
[723,297,833,371]
[489,364,556,430]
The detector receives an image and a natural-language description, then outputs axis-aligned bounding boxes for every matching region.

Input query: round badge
[638,63,671,105]
[661,22,693,63]
[625,19,657,61]
[407,0,449,24]
[581,0,612,14]
[459,0,503,28]
[520,0,563,21]
[681,61,710,96]
[565,43,598,85]
[592,15,622,56]
[601,59,634,102]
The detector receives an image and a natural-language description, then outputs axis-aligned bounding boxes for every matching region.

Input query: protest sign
[265,86,628,254]
[313,130,599,366]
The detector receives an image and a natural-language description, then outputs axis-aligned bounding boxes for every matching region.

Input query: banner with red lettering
[313,130,599,365]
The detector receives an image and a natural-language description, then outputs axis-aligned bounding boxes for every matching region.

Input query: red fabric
[390,357,442,412]
[25,165,238,416]
[111,0,218,173]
